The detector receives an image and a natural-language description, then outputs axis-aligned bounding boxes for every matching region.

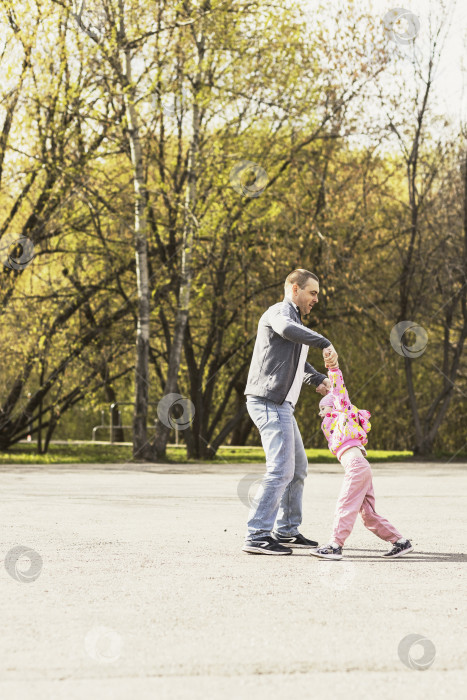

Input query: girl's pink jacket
[321,368,372,461]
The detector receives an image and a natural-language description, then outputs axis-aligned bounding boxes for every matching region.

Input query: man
[243,269,338,555]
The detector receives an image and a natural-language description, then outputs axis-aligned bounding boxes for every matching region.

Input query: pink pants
[331,449,402,547]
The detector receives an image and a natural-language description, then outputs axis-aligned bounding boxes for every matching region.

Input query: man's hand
[315,378,331,396]
[323,344,338,369]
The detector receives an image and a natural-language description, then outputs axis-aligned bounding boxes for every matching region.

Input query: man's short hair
[284,269,319,291]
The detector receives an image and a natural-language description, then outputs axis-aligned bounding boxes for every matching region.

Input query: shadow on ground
[339,549,466,563]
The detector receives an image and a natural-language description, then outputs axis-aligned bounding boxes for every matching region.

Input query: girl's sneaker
[309,544,343,560]
[382,539,413,558]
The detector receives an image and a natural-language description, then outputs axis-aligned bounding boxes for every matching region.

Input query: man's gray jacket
[244,297,331,404]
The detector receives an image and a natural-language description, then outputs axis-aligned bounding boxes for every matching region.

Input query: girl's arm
[327,368,352,412]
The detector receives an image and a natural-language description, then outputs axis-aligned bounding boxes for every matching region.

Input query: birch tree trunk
[152,19,205,460]
[118,2,151,459]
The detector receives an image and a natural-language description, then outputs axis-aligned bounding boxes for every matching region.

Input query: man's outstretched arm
[303,361,327,388]
[303,361,332,396]
[268,305,331,349]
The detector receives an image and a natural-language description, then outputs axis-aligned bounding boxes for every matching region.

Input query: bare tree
[151,1,208,459]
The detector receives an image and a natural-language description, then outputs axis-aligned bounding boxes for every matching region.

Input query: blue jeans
[245,397,308,540]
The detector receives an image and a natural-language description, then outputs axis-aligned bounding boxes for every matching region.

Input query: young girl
[310,366,413,560]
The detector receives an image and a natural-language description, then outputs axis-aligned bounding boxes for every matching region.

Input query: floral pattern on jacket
[321,368,371,457]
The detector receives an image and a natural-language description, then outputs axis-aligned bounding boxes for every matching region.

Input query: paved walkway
[0,461,466,699]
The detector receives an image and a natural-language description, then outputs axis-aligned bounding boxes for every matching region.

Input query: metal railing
[91,402,163,443]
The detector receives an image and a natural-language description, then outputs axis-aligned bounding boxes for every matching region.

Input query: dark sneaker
[309,543,343,560]
[272,532,319,548]
[242,536,293,555]
[382,539,414,558]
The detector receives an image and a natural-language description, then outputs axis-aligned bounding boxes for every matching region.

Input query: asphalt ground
[0,460,466,700]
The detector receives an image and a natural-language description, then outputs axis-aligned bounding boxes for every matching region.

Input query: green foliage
[0,0,465,459]
[0,442,413,464]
